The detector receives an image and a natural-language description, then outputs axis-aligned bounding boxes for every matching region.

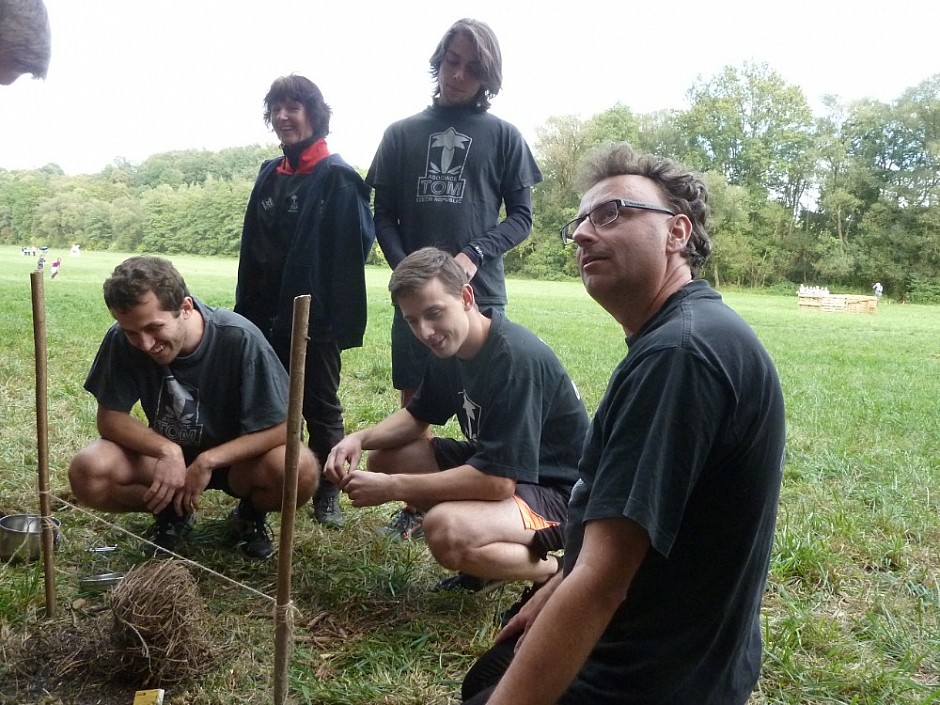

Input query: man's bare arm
[487,517,651,705]
[342,463,514,509]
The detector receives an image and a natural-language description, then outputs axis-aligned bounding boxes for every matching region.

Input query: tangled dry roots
[109,559,218,686]
[6,560,220,698]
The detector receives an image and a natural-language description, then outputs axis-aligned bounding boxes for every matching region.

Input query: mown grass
[0,246,938,704]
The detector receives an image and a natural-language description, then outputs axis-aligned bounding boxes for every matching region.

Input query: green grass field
[0,246,938,704]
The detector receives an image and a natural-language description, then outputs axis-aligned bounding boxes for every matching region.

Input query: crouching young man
[68,256,318,559]
[324,247,589,591]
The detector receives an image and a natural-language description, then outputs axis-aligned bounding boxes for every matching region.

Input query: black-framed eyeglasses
[559,199,677,246]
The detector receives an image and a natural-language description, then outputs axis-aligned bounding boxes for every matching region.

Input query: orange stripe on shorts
[512,494,559,531]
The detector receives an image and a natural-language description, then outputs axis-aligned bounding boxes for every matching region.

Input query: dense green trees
[528,66,940,300]
[0,147,261,257]
[820,76,940,300]
[1,66,937,300]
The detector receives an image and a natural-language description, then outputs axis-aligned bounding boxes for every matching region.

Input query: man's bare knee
[232,446,318,509]
[68,445,113,504]
[423,508,472,568]
[366,446,419,473]
[296,449,319,504]
[365,448,390,473]
[425,531,464,570]
[366,439,436,475]
[67,460,92,504]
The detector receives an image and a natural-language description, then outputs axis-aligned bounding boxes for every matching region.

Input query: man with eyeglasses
[461,144,786,705]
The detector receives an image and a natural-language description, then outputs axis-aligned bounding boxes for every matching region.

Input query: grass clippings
[110,559,220,687]
[3,560,221,703]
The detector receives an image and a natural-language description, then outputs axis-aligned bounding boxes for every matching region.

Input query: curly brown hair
[575,142,712,276]
[103,256,189,314]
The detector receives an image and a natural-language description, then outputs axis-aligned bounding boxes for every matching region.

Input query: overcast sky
[1,0,937,175]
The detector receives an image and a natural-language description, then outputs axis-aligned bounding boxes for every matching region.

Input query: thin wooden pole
[273,294,310,705]
[30,271,56,618]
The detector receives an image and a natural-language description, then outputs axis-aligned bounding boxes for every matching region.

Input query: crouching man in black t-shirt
[324,247,589,593]
[462,144,786,705]
[68,256,318,560]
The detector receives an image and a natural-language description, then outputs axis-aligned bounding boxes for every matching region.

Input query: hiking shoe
[146,513,194,556]
[228,507,275,560]
[377,506,424,541]
[433,573,506,594]
[308,490,345,529]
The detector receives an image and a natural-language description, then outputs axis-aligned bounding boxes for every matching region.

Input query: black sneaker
[433,573,506,594]
[308,488,344,529]
[377,506,424,541]
[228,507,274,560]
[146,513,194,556]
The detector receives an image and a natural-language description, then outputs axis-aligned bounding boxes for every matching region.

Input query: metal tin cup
[0,514,61,561]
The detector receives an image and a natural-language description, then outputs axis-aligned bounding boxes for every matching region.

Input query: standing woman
[236,75,375,528]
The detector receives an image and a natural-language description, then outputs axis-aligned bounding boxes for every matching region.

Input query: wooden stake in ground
[30,270,56,618]
[273,294,310,705]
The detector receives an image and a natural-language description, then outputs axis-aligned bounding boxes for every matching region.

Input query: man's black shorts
[432,437,570,556]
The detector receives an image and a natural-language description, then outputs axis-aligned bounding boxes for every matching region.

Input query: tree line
[2,63,938,302]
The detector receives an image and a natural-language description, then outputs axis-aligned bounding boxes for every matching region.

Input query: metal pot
[0,514,60,561]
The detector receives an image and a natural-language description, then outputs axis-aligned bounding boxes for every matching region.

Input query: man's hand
[324,434,364,486]
[454,252,478,281]
[176,452,217,516]
[340,470,396,508]
[142,447,187,515]
[497,569,563,649]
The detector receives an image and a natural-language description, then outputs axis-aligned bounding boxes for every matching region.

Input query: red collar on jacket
[276,138,330,175]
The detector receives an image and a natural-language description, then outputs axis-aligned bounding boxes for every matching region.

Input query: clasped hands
[324,436,396,507]
[143,448,214,517]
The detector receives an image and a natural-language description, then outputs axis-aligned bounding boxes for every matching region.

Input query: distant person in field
[49,256,61,278]
[366,16,542,541]
[872,281,883,300]
[324,247,588,593]
[235,74,375,531]
[460,144,786,705]
[0,0,50,85]
[68,256,318,559]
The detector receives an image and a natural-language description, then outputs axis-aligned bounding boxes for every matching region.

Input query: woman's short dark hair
[263,74,331,140]
[575,143,713,276]
[389,247,469,305]
[103,256,189,314]
[429,18,502,112]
